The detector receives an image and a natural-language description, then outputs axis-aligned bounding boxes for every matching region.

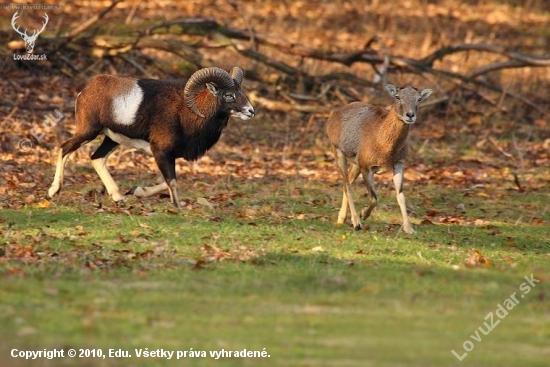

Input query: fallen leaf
[505,237,517,247]
[426,209,439,217]
[17,326,37,336]
[197,197,215,211]
[35,199,51,208]
[465,249,491,268]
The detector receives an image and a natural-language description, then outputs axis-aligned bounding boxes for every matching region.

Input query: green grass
[1,177,549,367]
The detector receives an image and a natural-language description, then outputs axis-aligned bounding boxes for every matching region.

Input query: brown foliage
[0,1,548,214]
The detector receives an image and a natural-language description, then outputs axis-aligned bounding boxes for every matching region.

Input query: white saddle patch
[112,82,143,126]
[104,129,152,154]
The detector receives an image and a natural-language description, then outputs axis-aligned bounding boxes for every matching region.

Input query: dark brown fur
[48,67,254,206]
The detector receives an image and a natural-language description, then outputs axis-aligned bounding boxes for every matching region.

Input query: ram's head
[184,67,255,120]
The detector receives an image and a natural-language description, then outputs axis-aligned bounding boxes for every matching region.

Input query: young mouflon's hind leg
[335,149,362,230]
[339,163,361,221]
[393,162,414,234]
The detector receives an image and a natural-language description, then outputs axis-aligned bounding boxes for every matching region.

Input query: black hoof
[125,186,138,195]
[116,200,126,207]
[354,224,363,231]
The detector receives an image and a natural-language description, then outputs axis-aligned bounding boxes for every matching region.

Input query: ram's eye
[224,93,236,101]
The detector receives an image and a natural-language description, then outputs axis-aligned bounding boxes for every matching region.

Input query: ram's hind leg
[47,127,101,199]
[91,136,125,205]
[47,149,71,199]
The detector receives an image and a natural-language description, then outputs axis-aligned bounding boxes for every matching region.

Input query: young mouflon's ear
[384,84,397,97]
[420,89,433,100]
[205,82,219,96]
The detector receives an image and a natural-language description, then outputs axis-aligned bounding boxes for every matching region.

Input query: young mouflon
[326,84,432,233]
[47,67,255,207]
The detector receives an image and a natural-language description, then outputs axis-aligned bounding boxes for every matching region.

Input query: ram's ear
[385,84,397,97]
[206,82,219,96]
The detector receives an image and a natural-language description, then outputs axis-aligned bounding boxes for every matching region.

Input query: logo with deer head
[11,11,49,53]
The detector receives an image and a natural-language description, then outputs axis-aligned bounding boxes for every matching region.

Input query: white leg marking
[133,182,169,198]
[47,150,70,198]
[112,81,143,126]
[393,162,414,234]
[104,129,151,154]
[92,153,124,203]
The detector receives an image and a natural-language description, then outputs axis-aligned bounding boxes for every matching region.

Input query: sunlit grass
[1,175,549,366]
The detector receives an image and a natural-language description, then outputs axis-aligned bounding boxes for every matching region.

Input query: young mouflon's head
[385,84,432,124]
[184,67,255,120]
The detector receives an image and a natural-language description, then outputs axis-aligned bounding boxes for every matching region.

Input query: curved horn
[230,67,244,86]
[184,67,234,117]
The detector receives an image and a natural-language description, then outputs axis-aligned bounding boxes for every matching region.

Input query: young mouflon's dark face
[385,84,433,124]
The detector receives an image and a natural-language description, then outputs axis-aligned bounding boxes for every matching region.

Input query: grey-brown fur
[326,84,432,233]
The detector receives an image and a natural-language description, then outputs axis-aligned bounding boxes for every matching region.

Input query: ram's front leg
[153,150,180,208]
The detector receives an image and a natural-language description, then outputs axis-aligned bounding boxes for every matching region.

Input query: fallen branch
[7,11,548,117]
[64,0,123,41]
[248,91,327,113]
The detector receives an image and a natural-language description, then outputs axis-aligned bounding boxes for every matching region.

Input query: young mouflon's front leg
[393,162,414,234]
